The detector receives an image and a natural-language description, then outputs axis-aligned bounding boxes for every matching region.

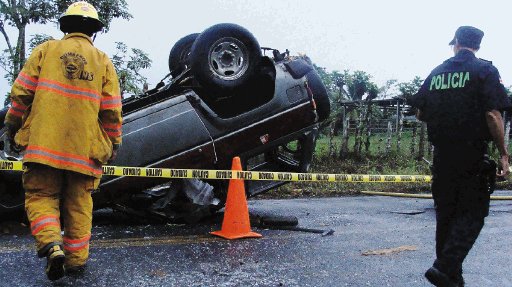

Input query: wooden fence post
[396,101,404,153]
[353,105,364,155]
[410,122,417,155]
[364,101,373,153]
[339,114,350,158]
[328,120,337,157]
[385,120,392,154]
[395,101,400,133]
[417,122,426,161]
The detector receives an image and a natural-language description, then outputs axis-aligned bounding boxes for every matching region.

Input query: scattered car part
[254,213,334,236]
[251,213,299,227]
[268,226,335,237]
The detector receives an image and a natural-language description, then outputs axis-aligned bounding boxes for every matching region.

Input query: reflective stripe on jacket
[4,33,122,177]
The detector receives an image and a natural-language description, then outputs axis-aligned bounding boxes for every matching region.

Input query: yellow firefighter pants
[23,163,99,267]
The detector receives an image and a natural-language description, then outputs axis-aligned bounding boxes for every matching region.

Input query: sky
[1,0,511,102]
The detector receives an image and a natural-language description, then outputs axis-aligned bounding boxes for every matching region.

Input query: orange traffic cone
[211,157,262,240]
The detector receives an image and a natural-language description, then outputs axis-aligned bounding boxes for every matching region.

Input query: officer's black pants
[431,142,490,278]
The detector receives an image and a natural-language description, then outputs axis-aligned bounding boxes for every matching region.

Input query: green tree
[366,82,379,101]
[397,76,423,99]
[335,70,376,101]
[0,0,131,86]
[112,42,152,97]
[350,71,370,101]
[377,79,398,99]
[330,70,344,99]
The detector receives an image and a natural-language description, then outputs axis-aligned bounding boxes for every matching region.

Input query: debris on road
[265,225,335,236]
[389,210,426,215]
[361,245,418,256]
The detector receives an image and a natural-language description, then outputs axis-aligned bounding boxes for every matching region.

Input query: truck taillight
[304,81,317,110]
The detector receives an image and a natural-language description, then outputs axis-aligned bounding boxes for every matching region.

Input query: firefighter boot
[45,245,65,281]
[65,264,87,277]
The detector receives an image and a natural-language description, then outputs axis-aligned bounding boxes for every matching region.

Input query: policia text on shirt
[429,72,470,90]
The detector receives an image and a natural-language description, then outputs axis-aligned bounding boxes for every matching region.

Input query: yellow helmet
[59,1,104,34]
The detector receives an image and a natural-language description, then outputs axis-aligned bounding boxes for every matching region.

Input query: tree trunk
[0,20,15,63]
[16,27,25,75]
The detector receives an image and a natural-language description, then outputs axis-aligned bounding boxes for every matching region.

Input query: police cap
[448,26,484,49]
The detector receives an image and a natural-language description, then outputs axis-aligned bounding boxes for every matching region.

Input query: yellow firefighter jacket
[4,33,122,178]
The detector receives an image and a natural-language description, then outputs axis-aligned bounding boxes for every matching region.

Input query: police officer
[409,26,510,286]
[4,2,122,281]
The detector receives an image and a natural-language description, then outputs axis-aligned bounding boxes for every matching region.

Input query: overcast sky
[1,0,511,102]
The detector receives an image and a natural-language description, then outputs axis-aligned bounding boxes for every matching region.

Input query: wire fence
[324,102,512,161]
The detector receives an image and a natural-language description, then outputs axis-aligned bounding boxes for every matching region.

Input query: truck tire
[168,33,200,78]
[190,23,261,93]
[0,181,24,216]
[0,107,7,127]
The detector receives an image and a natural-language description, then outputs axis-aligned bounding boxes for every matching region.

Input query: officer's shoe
[425,266,461,287]
[45,245,65,281]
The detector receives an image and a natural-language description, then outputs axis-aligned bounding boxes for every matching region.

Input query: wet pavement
[0,191,511,287]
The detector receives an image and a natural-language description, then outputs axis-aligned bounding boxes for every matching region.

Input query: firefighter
[409,26,510,286]
[4,1,122,281]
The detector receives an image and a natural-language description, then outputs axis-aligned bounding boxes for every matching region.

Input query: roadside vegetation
[266,133,433,198]
[267,132,512,198]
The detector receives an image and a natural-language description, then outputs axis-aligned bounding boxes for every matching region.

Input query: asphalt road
[0,192,511,287]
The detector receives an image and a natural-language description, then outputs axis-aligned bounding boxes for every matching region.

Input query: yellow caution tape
[0,160,432,183]
[0,160,23,172]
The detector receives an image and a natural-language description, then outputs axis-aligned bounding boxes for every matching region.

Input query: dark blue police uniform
[409,47,510,285]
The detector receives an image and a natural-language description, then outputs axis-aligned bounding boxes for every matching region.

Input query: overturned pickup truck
[0,23,330,222]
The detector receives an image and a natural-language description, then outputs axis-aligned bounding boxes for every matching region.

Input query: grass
[262,133,512,198]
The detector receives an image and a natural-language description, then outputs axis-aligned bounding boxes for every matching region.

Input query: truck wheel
[190,23,261,93]
[306,70,331,121]
[0,181,25,216]
[168,33,200,78]
[0,107,7,125]
[0,127,21,161]
[0,127,9,158]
